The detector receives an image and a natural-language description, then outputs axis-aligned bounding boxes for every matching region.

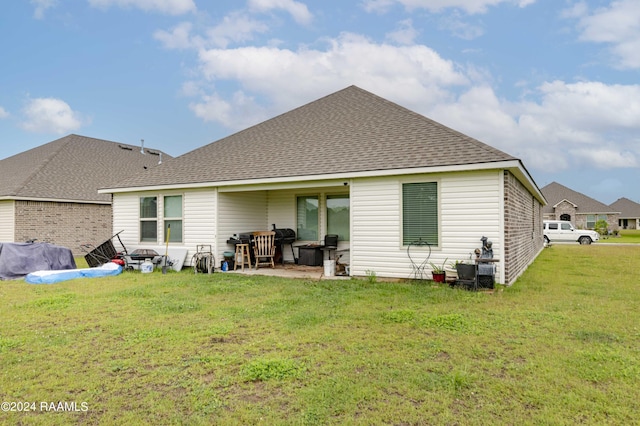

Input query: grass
[599,229,640,244]
[1,245,639,425]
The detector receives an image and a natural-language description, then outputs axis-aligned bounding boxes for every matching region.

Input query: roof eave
[0,196,111,205]
[101,160,545,202]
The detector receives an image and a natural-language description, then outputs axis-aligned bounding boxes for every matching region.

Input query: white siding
[184,189,217,262]
[218,191,267,261]
[351,171,504,281]
[0,200,15,242]
[113,189,217,265]
[112,193,144,250]
[267,189,297,263]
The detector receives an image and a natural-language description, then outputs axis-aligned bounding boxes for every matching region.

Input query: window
[327,194,350,240]
[297,196,318,241]
[164,195,183,243]
[140,197,157,242]
[402,182,438,246]
[586,214,607,229]
[561,222,572,230]
[560,213,571,221]
[548,223,558,230]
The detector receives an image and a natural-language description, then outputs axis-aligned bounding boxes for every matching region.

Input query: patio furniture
[234,243,251,271]
[298,245,323,266]
[253,231,276,269]
[320,234,338,260]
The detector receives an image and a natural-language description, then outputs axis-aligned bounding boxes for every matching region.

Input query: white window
[402,182,438,246]
[326,194,350,241]
[163,195,183,243]
[140,196,157,242]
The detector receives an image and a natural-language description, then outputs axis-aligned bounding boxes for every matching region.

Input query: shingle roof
[609,197,640,218]
[541,182,615,214]
[110,85,517,189]
[0,134,171,203]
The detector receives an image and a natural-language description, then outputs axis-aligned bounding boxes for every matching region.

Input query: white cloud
[432,80,640,172]
[385,19,419,45]
[247,0,313,25]
[190,32,468,128]
[88,0,196,15]
[568,0,640,69]
[362,0,536,14]
[155,13,272,50]
[20,98,84,134]
[162,12,637,175]
[0,106,9,119]
[31,0,57,19]
[190,91,269,130]
[205,11,270,48]
[154,22,196,49]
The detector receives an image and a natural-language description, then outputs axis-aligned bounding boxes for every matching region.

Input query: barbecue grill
[272,224,296,264]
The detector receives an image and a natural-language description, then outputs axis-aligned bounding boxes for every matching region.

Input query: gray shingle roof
[0,134,171,203]
[609,197,640,218]
[541,182,615,214]
[110,85,517,189]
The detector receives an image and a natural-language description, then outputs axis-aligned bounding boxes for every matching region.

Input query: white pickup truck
[543,220,600,245]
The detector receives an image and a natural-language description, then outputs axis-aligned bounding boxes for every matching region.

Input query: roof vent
[140,139,145,154]
[119,144,133,151]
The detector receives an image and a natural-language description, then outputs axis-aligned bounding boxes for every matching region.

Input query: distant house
[609,197,640,230]
[0,134,171,254]
[102,86,546,285]
[540,182,619,231]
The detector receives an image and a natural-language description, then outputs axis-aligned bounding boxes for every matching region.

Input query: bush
[595,219,608,236]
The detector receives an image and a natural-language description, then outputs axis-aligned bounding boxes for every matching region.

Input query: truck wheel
[579,236,592,245]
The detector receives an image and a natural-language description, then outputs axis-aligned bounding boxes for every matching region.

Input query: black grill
[272,224,296,264]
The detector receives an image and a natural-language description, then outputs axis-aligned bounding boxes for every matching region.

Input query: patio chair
[253,231,276,269]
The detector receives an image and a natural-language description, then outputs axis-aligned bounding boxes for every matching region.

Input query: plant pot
[445,267,458,281]
[432,272,446,283]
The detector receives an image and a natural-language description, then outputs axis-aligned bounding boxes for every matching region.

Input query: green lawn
[1,245,639,425]
[599,229,640,244]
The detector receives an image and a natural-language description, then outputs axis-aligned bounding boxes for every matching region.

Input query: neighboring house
[101,86,546,285]
[0,134,171,254]
[540,181,619,231]
[610,197,640,230]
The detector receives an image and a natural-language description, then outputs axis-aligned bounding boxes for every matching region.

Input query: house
[540,182,619,231]
[0,134,171,254]
[609,197,640,230]
[101,86,546,285]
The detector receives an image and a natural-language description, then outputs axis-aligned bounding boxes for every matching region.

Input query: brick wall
[14,201,113,255]
[503,171,544,285]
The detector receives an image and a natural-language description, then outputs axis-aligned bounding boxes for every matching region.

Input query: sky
[1,0,639,205]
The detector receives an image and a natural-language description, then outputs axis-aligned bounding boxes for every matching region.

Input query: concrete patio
[223,263,349,280]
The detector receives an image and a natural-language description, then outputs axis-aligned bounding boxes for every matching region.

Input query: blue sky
[1,0,639,204]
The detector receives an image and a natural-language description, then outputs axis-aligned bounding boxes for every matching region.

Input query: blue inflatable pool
[25,262,123,284]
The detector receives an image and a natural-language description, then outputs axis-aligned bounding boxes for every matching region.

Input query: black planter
[456,263,476,281]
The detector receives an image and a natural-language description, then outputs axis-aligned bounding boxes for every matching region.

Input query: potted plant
[429,258,447,283]
[446,260,463,281]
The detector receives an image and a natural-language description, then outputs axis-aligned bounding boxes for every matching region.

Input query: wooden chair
[252,231,276,269]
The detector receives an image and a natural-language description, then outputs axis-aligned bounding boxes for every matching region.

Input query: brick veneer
[14,201,113,256]
[503,171,544,285]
